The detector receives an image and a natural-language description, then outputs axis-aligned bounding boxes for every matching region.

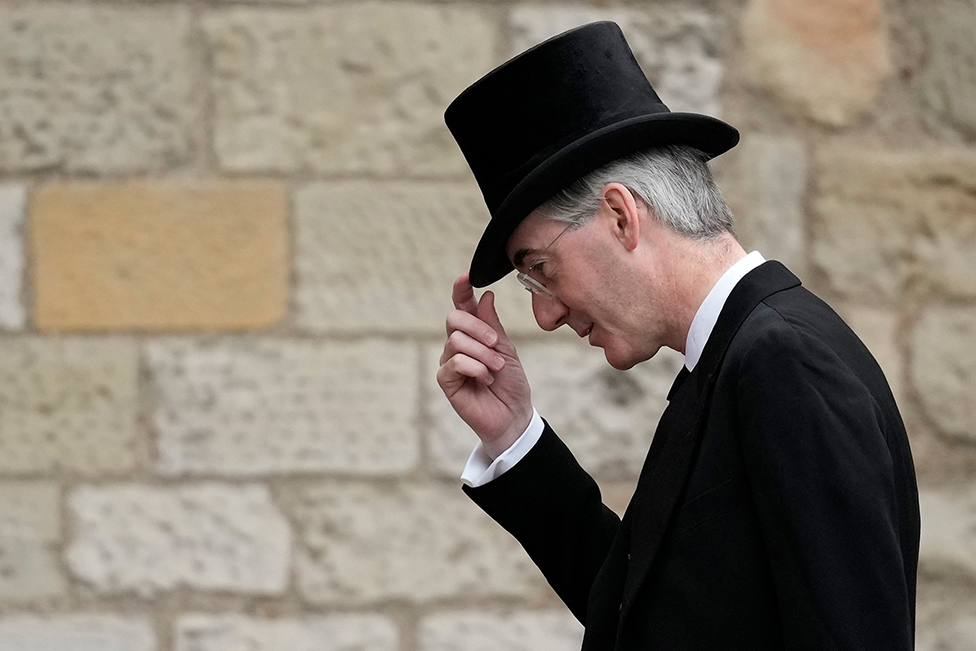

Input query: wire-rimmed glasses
[516,221,576,299]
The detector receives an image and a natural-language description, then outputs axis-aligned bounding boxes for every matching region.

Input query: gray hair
[537,145,734,239]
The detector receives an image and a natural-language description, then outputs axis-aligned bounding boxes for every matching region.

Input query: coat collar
[617,261,800,627]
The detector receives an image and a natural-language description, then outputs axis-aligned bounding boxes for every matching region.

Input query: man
[437,21,919,650]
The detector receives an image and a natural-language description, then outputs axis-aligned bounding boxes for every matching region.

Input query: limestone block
[912,307,976,442]
[294,181,539,335]
[742,0,889,126]
[31,182,288,332]
[67,483,291,597]
[175,614,398,651]
[0,616,154,651]
[910,0,976,139]
[290,483,546,604]
[0,5,195,174]
[842,307,905,408]
[429,341,684,479]
[717,136,808,277]
[0,482,64,600]
[918,486,976,579]
[812,150,976,303]
[917,614,976,651]
[420,612,584,651]
[0,185,25,330]
[0,336,139,475]
[203,4,496,175]
[148,338,419,475]
[510,6,723,115]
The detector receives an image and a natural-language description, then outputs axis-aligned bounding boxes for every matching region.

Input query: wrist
[483,409,534,460]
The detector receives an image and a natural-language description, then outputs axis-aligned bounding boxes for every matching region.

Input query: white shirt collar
[684,251,766,372]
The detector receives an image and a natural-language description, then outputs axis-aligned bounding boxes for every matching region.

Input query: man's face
[506,191,679,370]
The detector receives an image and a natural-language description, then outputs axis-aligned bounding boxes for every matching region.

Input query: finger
[441,329,506,370]
[476,291,509,340]
[446,309,498,348]
[437,353,494,389]
[452,273,479,315]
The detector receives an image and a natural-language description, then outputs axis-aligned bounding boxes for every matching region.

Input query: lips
[576,324,593,338]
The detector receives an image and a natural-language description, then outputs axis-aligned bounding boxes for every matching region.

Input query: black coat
[464,262,920,650]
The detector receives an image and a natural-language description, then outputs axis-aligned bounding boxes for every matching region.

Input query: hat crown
[446,22,668,213]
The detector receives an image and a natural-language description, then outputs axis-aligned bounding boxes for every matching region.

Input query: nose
[531,291,570,331]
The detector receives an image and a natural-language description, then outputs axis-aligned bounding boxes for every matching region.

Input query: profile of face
[505,184,684,370]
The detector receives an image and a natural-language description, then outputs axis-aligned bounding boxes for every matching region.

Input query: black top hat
[445,21,739,288]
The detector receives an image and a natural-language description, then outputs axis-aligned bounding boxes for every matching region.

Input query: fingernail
[486,332,497,345]
[494,355,505,369]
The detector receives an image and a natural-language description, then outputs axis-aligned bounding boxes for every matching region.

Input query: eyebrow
[512,247,537,270]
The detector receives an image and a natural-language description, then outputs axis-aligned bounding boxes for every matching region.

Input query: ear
[601,183,641,252]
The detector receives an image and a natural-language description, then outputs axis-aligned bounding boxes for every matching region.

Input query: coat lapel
[617,261,801,625]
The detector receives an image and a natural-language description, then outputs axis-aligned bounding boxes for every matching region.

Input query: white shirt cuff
[460,409,544,488]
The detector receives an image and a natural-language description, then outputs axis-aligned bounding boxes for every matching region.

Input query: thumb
[477,291,508,339]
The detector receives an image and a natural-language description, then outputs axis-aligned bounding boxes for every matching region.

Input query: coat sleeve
[463,421,621,622]
[734,310,915,650]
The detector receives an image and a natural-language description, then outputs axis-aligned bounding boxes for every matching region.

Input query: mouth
[577,324,593,338]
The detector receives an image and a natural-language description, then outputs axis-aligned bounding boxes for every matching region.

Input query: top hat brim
[468,111,738,288]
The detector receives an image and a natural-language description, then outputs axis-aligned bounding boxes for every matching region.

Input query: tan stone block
[0,337,139,475]
[148,338,419,476]
[203,4,496,175]
[812,150,976,303]
[0,5,195,173]
[31,182,288,332]
[912,306,976,443]
[175,614,398,651]
[0,616,154,651]
[295,181,540,334]
[907,0,976,139]
[0,185,26,330]
[420,612,583,651]
[510,6,724,115]
[290,483,547,604]
[919,485,976,579]
[67,483,291,597]
[0,482,65,600]
[742,0,890,125]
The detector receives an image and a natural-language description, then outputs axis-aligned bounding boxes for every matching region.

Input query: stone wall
[0,0,973,649]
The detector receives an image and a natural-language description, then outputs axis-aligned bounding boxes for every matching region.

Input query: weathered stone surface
[717,136,808,277]
[918,486,976,579]
[429,342,684,479]
[0,616,154,651]
[175,614,398,651]
[295,181,539,334]
[812,150,976,303]
[148,338,419,476]
[0,185,25,330]
[290,483,545,604]
[0,5,195,173]
[31,182,288,332]
[842,307,905,407]
[742,0,890,125]
[0,337,139,475]
[0,482,64,600]
[67,484,291,597]
[912,307,976,442]
[917,613,976,651]
[203,4,495,175]
[909,0,976,139]
[510,6,723,115]
[420,612,583,651]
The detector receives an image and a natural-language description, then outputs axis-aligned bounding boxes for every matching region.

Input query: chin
[602,342,656,371]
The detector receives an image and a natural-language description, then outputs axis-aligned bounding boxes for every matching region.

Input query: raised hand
[437,273,533,459]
